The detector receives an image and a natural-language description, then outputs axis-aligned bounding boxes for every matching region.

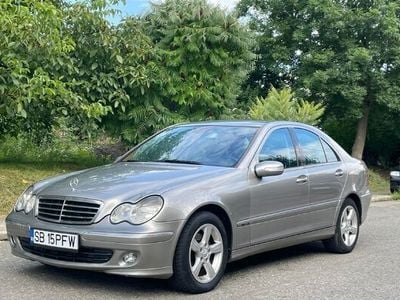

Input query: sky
[110,0,240,22]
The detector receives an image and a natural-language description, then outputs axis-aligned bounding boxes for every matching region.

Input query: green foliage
[0,0,117,141]
[239,0,400,160]
[321,115,356,154]
[101,16,185,143]
[146,0,255,117]
[54,0,128,139]
[362,105,400,166]
[249,87,325,125]
[368,168,390,194]
[0,0,74,138]
[105,0,255,144]
[0,0,254,145]
[0,134,109,166]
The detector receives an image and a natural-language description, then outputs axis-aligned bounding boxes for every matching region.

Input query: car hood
[36,162,234,202]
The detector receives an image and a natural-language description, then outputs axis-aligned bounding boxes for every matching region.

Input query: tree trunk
[351,104,370,160]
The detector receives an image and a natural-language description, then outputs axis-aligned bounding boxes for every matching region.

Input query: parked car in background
[390,169,400,193]
[6,121,371,293]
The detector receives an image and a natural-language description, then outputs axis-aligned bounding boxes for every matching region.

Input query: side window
[294,128,327,165]
[259,128,298,168]
[322,139,340,162]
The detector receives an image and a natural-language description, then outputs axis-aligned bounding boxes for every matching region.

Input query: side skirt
[229,226,335,262]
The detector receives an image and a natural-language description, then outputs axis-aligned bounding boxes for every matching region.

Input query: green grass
[368,168,390,194]
[0,162,98,215]
[393,192,400,201]
[0,135,109,165]
[0,135,113,214]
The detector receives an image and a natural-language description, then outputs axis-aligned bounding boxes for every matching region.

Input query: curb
[371,194,393,202]
[0,216,6,241]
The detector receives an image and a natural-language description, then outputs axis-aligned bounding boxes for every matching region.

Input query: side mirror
[254,161,284,178]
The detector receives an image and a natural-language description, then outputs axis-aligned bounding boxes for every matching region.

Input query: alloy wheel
[340,206,358,247]
[189,223,224,283]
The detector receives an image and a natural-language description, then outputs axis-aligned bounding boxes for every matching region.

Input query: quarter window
[259,128,298,168]
[322,140,340,162]
[294,128,326,165]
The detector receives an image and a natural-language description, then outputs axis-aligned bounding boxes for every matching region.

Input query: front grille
[37,197,101,225]
[19,237,113,264]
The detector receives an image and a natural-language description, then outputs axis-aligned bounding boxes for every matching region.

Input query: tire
[323,198,360,253]
[169,211,228,294]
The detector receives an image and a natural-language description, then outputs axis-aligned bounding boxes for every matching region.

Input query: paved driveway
[1,201,399,300]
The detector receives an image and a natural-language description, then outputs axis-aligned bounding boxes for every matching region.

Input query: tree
[146,0,255,120]
[0,0,115,141]
[102,16,179,143]
[1,0,254,145]
[238,0,400,159]
[249,86,325,125]
[57,0,128,140]
[104,0,255,143]
[0,0,74,139]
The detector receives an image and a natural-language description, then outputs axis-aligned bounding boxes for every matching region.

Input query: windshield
[123,125,258,167]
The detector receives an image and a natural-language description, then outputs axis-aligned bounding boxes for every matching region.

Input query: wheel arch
[181,203,233,258]
[346,193,362,223]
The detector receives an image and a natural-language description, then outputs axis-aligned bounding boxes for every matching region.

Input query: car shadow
[21,263,174,296]
[19,241,328,296]
[225,241,327,275]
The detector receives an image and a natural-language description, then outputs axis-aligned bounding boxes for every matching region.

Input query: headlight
[15,186,36,214]
[110,195,164,225]
[24,195,37,214]
[390,171,400,177]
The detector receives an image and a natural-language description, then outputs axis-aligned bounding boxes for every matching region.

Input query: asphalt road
[1,201,400,300]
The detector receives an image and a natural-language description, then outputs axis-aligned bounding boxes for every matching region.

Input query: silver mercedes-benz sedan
[6,121,371,293]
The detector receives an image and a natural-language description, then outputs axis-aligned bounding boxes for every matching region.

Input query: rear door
[292,128,346,229]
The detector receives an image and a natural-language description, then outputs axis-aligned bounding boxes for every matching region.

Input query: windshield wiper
[154,159,203,165]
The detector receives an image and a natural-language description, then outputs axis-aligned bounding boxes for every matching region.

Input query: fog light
[122,252,137,265]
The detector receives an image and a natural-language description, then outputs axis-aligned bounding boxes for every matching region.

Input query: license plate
[30,228,79,251]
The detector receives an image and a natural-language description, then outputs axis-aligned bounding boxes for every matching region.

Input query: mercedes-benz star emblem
[69,177,79,191]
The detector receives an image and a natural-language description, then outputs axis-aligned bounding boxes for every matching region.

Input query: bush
[249,86,325,125]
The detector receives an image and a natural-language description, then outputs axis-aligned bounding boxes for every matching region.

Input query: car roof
[173,120,311,128]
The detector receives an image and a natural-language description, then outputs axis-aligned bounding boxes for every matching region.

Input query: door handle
[335,169,344,177]
[296,175,308,184]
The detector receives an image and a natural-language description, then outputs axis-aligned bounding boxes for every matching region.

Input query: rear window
[294,128,326,165]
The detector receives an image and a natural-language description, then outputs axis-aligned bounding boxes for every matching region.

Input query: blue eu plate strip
[29,227,34,243]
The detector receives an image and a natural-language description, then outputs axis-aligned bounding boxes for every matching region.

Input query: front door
[249,128,310,245]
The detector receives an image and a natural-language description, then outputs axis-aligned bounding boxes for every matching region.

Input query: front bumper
[6,212,185,278]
